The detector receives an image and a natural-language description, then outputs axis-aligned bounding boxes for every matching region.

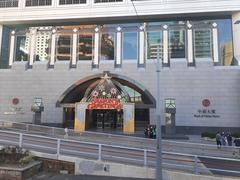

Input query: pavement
[28,173,151,180]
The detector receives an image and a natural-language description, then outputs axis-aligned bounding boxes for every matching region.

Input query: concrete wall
[0,59,240,132]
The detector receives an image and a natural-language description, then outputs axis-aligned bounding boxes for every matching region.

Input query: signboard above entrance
[87,98,122,111]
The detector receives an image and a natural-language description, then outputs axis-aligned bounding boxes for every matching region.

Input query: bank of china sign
[194,99,220,118]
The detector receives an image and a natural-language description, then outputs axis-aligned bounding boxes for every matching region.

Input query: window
[35,32,51,61]
[0,0,18,8]
[94,0,122,3]
[15,36,29,62]
[122,32,138,60]
[100,32,115,60]
[146,31,162,60]
[59,0,86,5]
[169,30,185,58]
[56,35,72,61]
[78,32,94,60]
[217,19,233,66]
[194,29,212,58]
[25,0,51,6]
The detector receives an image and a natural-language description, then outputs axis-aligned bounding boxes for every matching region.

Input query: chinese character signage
[194,99,220,118]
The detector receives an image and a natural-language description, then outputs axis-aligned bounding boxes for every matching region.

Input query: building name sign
[193,99,220,118]
[87,98,122,111]
[4,107,24,115]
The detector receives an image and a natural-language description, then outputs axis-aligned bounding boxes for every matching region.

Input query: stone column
[9,30,16,67]
[71,28,78,68]
[49,29,56,68]
[93,27,100,69]
[138,25,145,67]
[212,22,219,65]
[187,23,194,65]
[29,28,37,68]
[232,12,240,64]
[163,25,169,65]
[18,0,25,9]
[115,26,122,68]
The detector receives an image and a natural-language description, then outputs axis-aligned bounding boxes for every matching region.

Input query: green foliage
[201,132,216,139]
[19,154,34,165]
[0,146,33,165]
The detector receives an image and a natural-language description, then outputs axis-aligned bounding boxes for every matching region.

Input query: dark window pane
[100,32,115,60]
[146,31,162,60]
[169,30,185,58]
[194,29,212,58]
[56,35,72,61]
[15,36,29,62]
[78,33,94,60]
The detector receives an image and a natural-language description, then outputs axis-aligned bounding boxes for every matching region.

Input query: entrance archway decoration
[84,73,124,111]
[75,73,135,134]
[57,72,156,134]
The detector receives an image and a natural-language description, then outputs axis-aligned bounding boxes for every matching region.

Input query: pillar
[232,12,240,64]
[115,26,122,68]
[187,23,194,65]
[9,30,16,67]
[123,103,135,134]
[49,29,56,68]
[163,25,169,65]
[74,103,88,132]
[93,27,100,69]
[138,25,145,67]
[71,28,78,68]
[212,22,219,65]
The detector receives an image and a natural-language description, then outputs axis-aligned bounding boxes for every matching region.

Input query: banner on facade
[87,98,122,111]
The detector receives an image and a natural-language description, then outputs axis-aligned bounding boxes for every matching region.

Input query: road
[0,129,240,177]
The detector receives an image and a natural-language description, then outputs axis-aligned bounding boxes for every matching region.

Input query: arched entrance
[57,72,156,134]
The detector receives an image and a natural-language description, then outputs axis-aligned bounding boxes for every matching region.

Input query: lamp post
[156,44,163,180]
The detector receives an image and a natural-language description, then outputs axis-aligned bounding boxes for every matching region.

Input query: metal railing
[0,129,240,176]
[0,120,239,160]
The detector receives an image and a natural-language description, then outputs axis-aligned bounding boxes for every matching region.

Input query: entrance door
[92,109,123,130]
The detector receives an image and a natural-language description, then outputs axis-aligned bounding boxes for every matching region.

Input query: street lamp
[156,43,163,180]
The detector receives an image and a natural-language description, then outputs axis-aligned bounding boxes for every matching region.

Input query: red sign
[12,98,19,105]
[202,99,210,107]
[88,98,122,111]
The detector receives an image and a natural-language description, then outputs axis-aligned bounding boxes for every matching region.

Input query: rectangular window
[94,0,122,3]
[56,35,72,61]
[59,0,86,5]
[100,32,115,60]
[122,32,138,60]
[25,0,51,6]
[194,29,212,58]
[78,32,94,60]
[15,36,29,62]
[146,31,162,60]
[169,30,185,58]
[0,0,18,8]
[35,32,51,61]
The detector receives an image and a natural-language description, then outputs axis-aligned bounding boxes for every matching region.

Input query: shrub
[201,132,215,139]
[0,146,33,165]
[19,154,34,165]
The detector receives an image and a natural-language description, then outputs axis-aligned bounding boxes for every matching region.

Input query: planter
[0,161,42,180]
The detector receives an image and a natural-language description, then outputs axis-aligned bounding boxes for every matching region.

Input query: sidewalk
[28,173,150,180]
